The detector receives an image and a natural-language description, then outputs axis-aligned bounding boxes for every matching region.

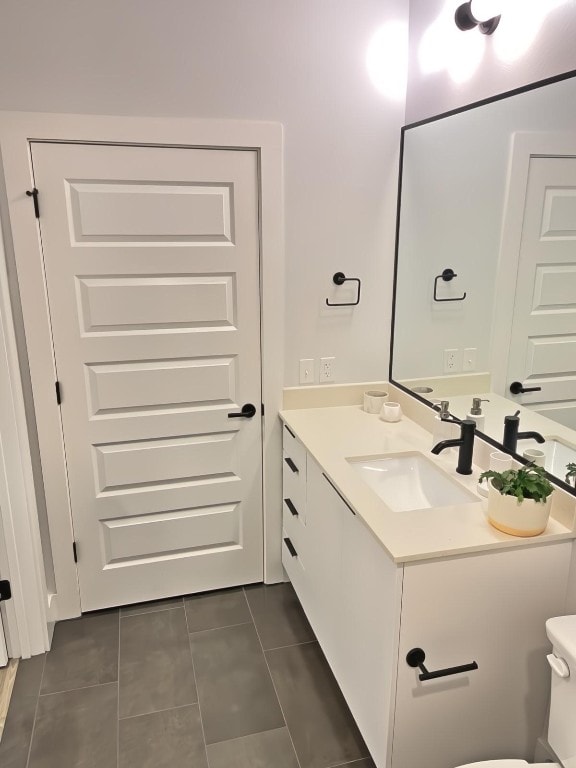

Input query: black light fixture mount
[454,1,501,35]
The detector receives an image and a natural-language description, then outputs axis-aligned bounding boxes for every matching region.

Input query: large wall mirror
[390,70,576,491]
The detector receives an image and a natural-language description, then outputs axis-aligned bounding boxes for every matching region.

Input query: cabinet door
[306,457,401,768]
[392,543,572,768]
[339,504,402,768]
[304,457,345,668]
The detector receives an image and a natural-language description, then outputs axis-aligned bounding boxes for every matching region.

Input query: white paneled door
[30,142,263,611]
[507,155,576,429]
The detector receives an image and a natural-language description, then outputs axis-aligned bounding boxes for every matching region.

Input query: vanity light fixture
[455,0,501,35]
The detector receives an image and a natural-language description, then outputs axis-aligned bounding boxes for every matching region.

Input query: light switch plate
[299,358,315,384]
[463,347,477,372]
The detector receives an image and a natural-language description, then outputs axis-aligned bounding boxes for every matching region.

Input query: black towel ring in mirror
[433,268,467,302]
[326,272,361,306]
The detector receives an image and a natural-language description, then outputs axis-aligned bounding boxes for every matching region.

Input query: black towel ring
[326,272,361,307]
[433,269,466,302]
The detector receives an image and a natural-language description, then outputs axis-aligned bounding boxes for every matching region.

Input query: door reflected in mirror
[390,70,576,489]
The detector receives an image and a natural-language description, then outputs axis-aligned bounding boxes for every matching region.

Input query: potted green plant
[479,463,554,537]
[566,462,576,487]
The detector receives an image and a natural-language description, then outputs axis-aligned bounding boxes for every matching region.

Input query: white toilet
[457,615,576,768]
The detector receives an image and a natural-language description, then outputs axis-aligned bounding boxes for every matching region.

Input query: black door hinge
[0,580,12,602]
[26,188,40,218]
[73,542,78,563]
[261,403,265,416]
[55,381,62,405]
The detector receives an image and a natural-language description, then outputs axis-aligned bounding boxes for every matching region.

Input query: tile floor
[0,583,376,768]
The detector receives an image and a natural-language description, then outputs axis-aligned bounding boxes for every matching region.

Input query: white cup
[523,448,546,468]
[363,390,388,414]
[380,401,402,422]
[489,451,513,472]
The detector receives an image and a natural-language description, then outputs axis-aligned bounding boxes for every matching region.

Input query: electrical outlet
[463,347,477,372]
[443,348,460,373]
[299,358,315,384]
[319,356,335,383]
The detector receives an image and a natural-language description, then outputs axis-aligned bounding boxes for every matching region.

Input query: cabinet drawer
[282,496,306,555]
[282,424,307,479]
[282,531,313,618]
[283,453,306,520]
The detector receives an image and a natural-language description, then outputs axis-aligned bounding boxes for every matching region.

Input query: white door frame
[0,113,284,622]
[0,215,50,656]
[491,132,576,394]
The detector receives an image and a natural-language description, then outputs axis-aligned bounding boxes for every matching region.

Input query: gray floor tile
[28,683,117,768]
[332,760,376,768]
[41,610,119,694]
[184,587,251,632]
[267,642,369,768]
[190,622,284,744]
[119,704,207,768]
[245,583,315,649]
[119,606,196,718]
[121,596,183,617]
[0,654,45,768]
[207,727,299,768]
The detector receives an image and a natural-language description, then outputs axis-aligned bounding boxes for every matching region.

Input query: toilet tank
[546,615,576,765]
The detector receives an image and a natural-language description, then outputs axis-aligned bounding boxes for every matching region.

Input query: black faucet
[431,419,476,475]
[502,410,545,454]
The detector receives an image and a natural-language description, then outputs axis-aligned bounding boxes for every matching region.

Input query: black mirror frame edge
[388,67,576,498]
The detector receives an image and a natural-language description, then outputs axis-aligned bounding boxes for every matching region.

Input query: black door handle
[228,403,257,419]
[510,381,542,395]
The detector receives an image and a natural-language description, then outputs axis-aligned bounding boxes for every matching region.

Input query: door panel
[507,156,576,427]
[31,142,263,611]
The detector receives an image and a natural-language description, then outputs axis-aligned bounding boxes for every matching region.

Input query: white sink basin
[347,452,481,512]
[523,436,576,479]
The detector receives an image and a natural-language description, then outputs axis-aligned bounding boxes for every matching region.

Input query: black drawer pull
[284,498,299,517]
[322,473,355,515]
[284,537,297,557]
[406,648,478,681]
[284,424,296,439]
[284,457,299,473]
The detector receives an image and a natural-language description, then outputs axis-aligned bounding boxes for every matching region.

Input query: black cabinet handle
[228,403,257,418]
[284,537,297,557]
[284,457,299,473]
[284,498,299,517]
[406,648,478,681]
[509,381,542,395]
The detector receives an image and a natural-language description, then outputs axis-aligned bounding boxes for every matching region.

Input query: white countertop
[280,404,574,564]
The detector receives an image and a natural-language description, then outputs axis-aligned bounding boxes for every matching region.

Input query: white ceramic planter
[487,482,552,537]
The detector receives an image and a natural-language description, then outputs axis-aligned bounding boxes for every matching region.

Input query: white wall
[406,0,576,124]
[0,0,406,386]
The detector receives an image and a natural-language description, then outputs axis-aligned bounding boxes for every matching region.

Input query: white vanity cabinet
[393,545,570,768]
[281,430,573,768]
